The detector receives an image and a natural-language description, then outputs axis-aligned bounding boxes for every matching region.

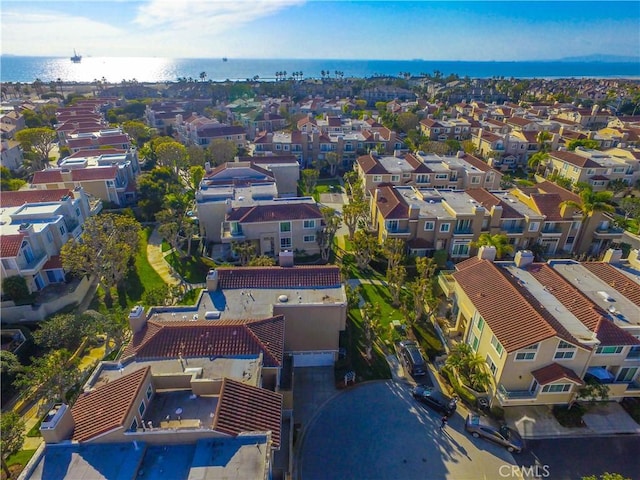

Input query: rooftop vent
[278,295,289,303]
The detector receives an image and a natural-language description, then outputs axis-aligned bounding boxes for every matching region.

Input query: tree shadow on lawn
[117,268,144,309]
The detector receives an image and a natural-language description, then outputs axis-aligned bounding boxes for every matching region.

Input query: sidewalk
[146,225,181,286]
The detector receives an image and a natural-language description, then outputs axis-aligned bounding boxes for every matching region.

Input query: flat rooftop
[378,155,414,174]
[550,262,640,331]
[14,203,62,216]
[438,189,483,215]
[488,190,542,218]
[395,187,452,219]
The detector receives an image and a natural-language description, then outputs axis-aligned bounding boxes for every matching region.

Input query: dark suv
[398,340,426,377]
[411,386,457,416]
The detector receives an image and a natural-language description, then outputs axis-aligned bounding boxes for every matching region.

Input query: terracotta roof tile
[459,154,492,173]
[71,166,118,181]
[31,170,64,184]
[467,189,523,219]
[122,316,285,367]
[356,154,386,175]
[375,184,409,219]
[71,366,150,442]
[214,378,283,448]
[532,363,584,385]
[226,203,322,223]
[43,255,63,270]
[0,234,25,258]
[216,265,341,290]
[0,189,74,207]
[581,262,640,308]
[452,259,558,352]
[527,263,640,346]
[530,193,564,221]
[550,150,600,169]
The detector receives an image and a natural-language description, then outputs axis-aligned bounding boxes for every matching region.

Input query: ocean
[1,56,639,84]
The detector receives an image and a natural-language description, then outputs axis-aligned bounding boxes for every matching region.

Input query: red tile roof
[216,265,341,289]
[375,184,409,219]
[214,378,283,448]
[68,148,126,158]
[581,262,640,308]
[527,263,639,346]
[530,193,564,221]
[452,259,559,352]
[70,166,119,181]
[532,363,584,386]
[226,203,322,223]
[459,154,493,173]
[549,150,600,169]
[122,316,285,367]
[0,189,74,207]
[71,366,150,442]
[356,153,386,175]
[31,170,64,184]
[43,255,63,270]
[0,234,25,258]
[467,189,523,219]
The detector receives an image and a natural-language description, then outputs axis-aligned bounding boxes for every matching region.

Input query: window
[595,346,623,355]
[542,384,572,393]
[515,344,538,361]
[46,230,54,243]
[554,341,576,360]
[439,223,450,233]
[280,222,291,233]
[46,269,65,283]
[304,234,316,243]
[490,335,504,357]
[470,176,480,184]
[280,237,292,249]
[386,220,399,232]
[373,175,382,182]
[391,175,400,182]
[435,173,449,180]
[424,221,435,231]
[617,367,638,383]
[475,315,485,332]
[138,400,146,416]
[130,419,138,432]
[528,222,539,232]
[452,242,469,256]
[75,207,81,217]
[59,224,66,236]
[416,174,430,183]
[469,331,480,352]
[486,355,497,377]
[146,384,153,400]
[303,219,316,229]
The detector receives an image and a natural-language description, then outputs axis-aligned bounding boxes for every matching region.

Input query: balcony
[221,223,245,243]
[541,225,563,235]
[594,225,624,238]
[497,384,537,402]
[501,224,524,234]
[453,227,473,235]
[626,380,640,392]
[19,251,48,275]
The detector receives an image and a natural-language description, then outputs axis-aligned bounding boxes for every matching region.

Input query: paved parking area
[296,380,518,480]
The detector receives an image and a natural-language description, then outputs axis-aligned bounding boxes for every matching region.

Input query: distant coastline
[1,56,638,83]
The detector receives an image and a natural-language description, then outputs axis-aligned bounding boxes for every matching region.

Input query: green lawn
[359,283,405,333]
[178,288,203,306]
[165,251,216,284]
[6,449,37,468]
[340,254,387,282]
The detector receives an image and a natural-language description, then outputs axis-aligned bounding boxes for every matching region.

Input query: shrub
[2,276,31,303]
[552,404,586,428]
[440,365,476,406]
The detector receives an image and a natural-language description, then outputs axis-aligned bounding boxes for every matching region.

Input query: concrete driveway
[296,380,519,480]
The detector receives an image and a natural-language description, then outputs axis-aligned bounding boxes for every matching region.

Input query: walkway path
[146,225,181,286]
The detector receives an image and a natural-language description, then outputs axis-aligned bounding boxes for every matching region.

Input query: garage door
[292,351,335,367]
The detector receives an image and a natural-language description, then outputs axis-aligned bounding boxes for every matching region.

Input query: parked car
[398,340,426,377]
[464,414,524,453]
[411,386,457,416]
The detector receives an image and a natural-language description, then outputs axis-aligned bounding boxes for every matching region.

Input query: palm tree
[470,233,514,259]
[560,187,615,254]
[536,130,553,153]
[527,151,549,176]
[199,71,207,82]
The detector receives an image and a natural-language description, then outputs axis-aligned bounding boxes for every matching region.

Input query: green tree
[567,139,599,151]
[189,165,205,192]
[560,188,615,253]
[619,197,640,223]
[536,130,553,153]
[325,151,340,177]
[156,140,188,174]
[383,237,405,271]
[607,179,629,196]
[461,140,477,154]
[386,263,406,307]
[1,275,31,303]
[527,151,549,175]
[61,213,141,306]
[0,167,26,191]
[122,120,151,146]
[137,167,181,220]
[14,349,81,406]
[15,127,57,171]
[32,313,93,351]
[582,473,631,480]
[208,138,238,165]
[248,255,277,266]
[470,233,514,259]
[362,303,381,361]
[0,350,21,375]
[85,307,130,352]
[375,101,388,113]
[317,207,342,262]
[342,201,368,240]
[1,411,25,478]
[232,240,257,266]
[445,139,462,154]
[301,169,319,195]
[578,378,610,406]
[352,230,378,270]
[396,112,419,133]
[410,256,438,324]
[142,285,172,307]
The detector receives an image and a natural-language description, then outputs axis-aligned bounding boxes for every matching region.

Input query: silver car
[465,414,524,453]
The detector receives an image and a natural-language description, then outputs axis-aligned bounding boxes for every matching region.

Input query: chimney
[514,250,534,268]
[206,269,219,291]
[279,250,294,267]
[128,305,147,334]
[456,150,465,158]
[478,245,497,262]
[40,404,75,444]
[204,161,211,173]
[602,248,622,265]
[627,249,640,270]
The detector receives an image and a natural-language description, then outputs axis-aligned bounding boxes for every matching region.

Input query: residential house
[0,139,24,171]
[439,250,640,408]
[0,109,25,139]
[64,128,131,154]
[144,101,188,134]
[0,188,90,296]
[419,117,473,141]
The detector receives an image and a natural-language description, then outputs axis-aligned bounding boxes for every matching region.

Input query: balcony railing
[497,384,537,400]
[221,223,245,242]
[453,227,473,235]
[626,380,640,391]
[19,252,48,274]
[541,226,562,234]
[501,225,524,234]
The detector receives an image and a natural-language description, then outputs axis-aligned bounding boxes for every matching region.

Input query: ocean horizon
[1,56,639,84]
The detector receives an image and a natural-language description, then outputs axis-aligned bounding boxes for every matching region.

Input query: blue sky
[1,1,639,60]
